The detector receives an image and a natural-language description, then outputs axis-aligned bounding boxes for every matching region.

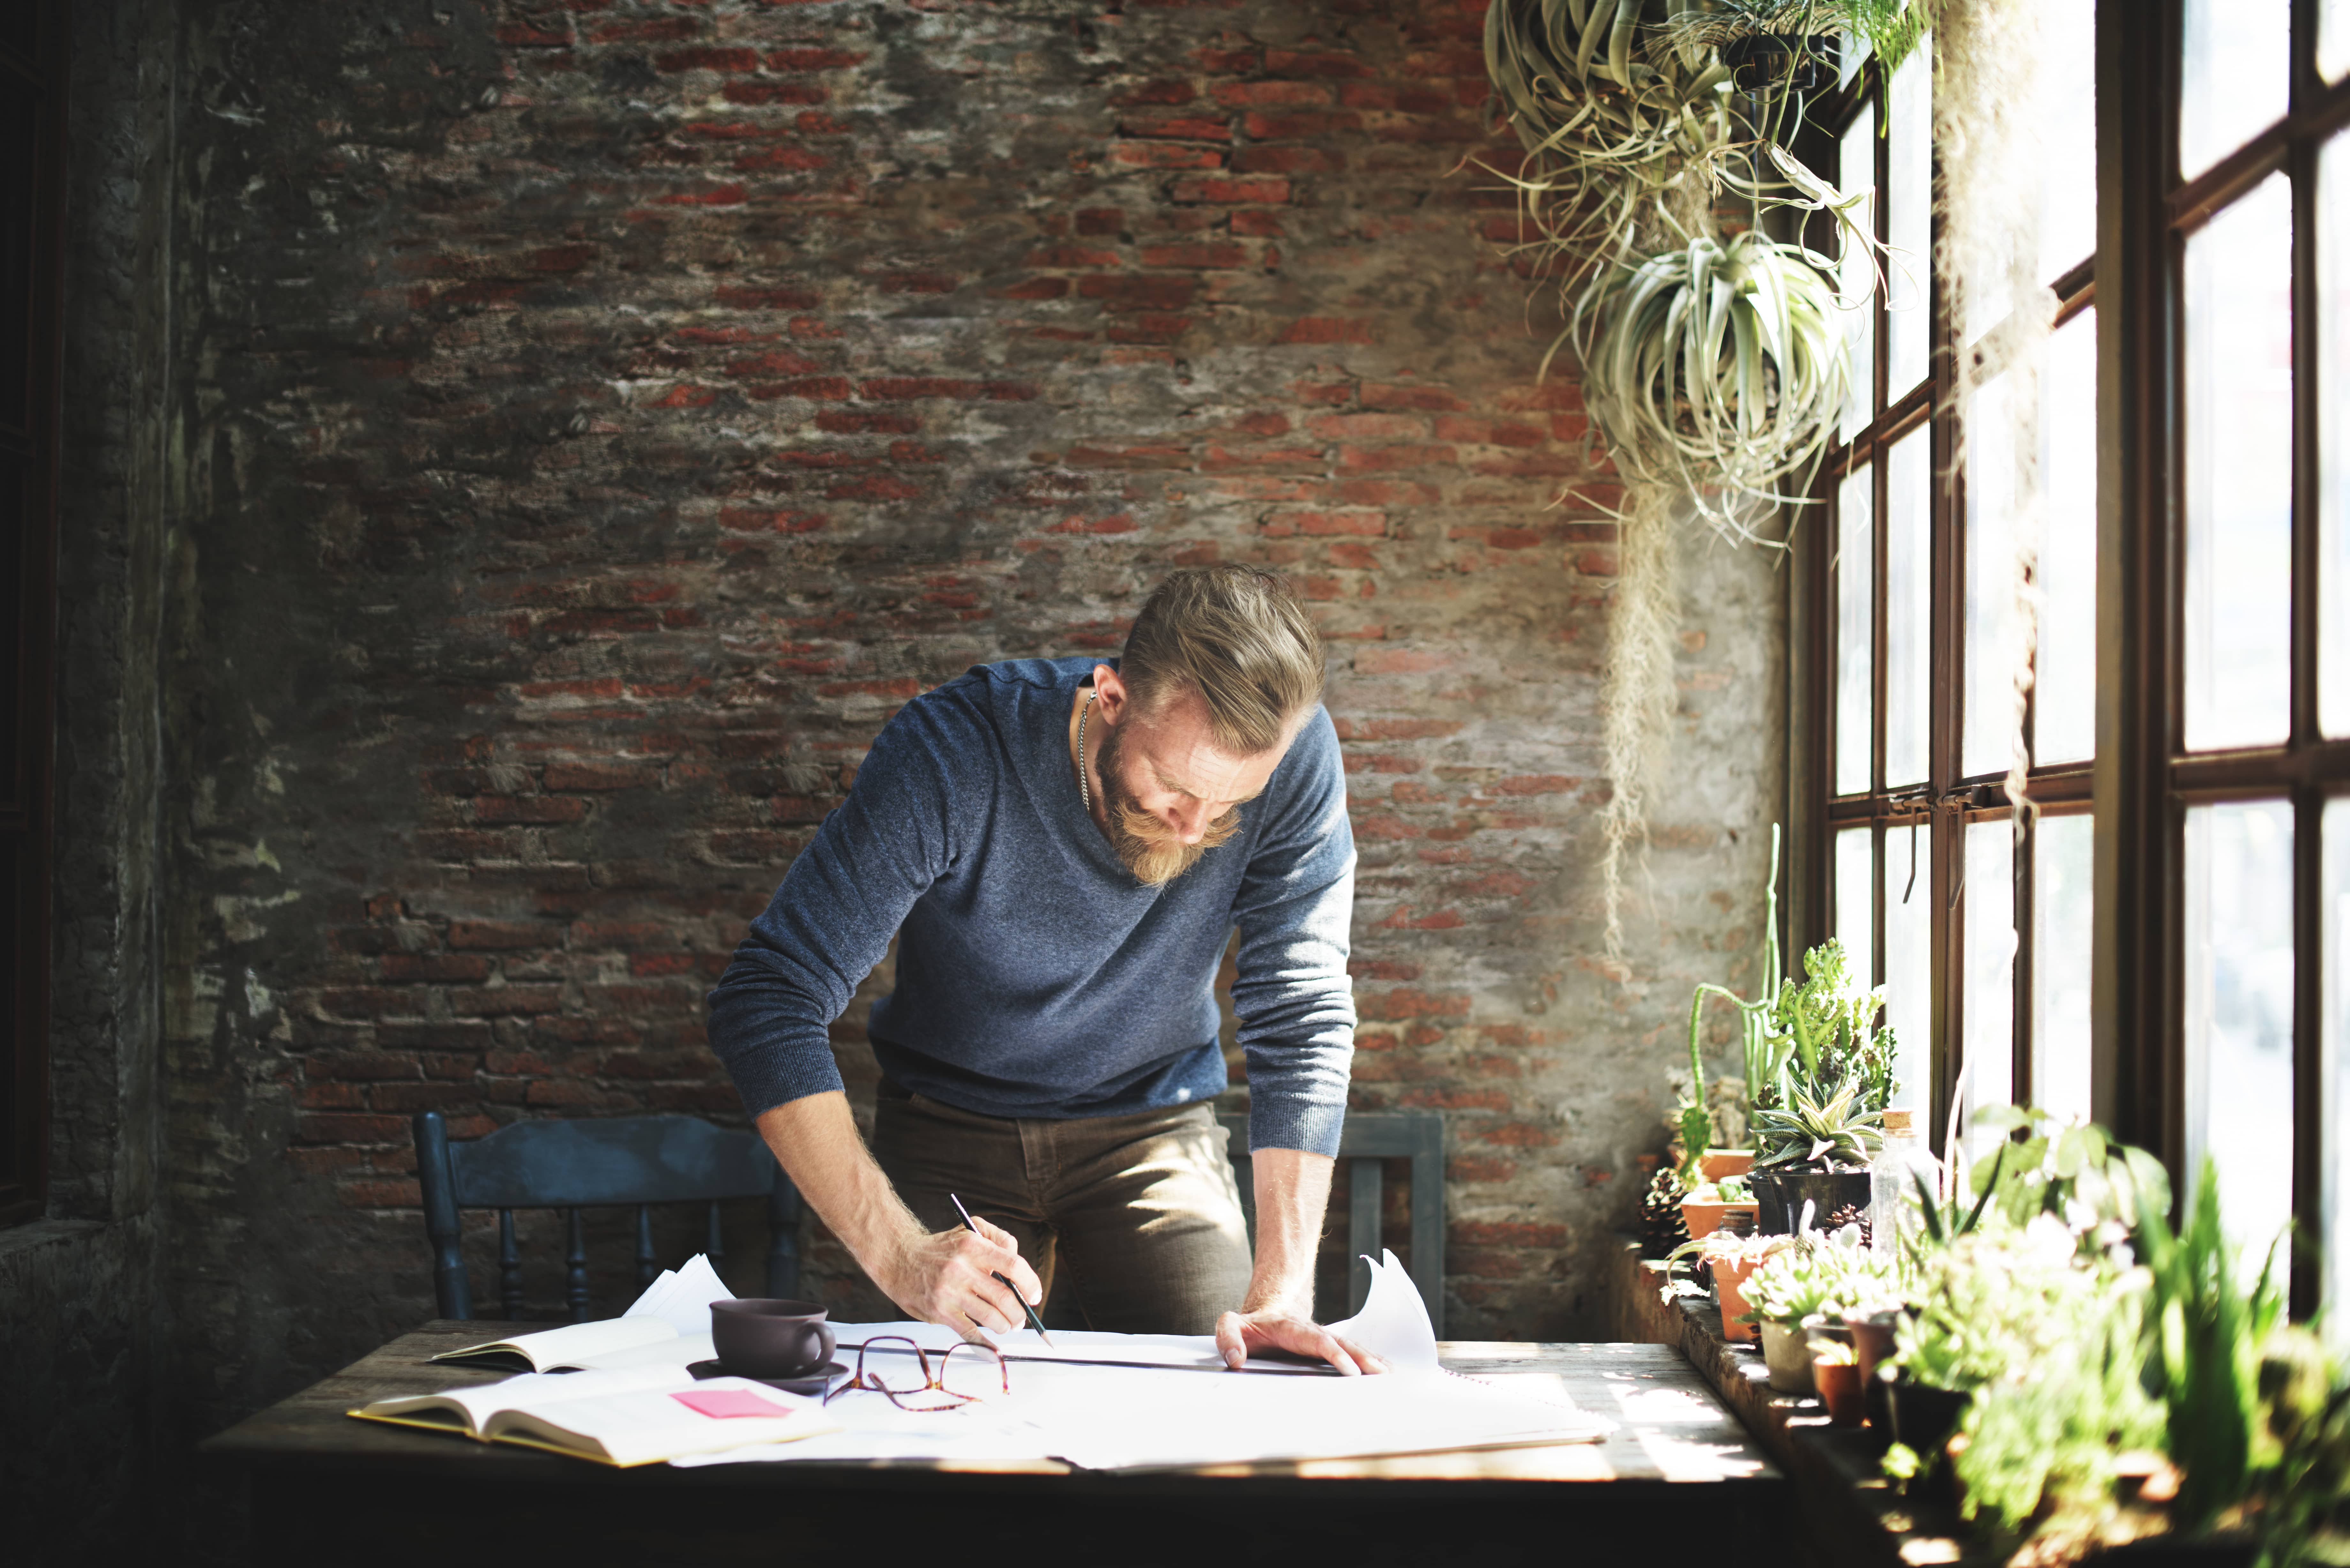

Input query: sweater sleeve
[1228,707,1356,1157]
[705,698,968,1117]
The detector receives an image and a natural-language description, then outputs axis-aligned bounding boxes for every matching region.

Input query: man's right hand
[871,1211,1045,1342]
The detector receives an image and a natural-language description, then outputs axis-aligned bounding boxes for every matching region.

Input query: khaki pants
[870,1075,1254,1335]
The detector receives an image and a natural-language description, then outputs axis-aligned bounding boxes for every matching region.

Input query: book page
[485,1377,838,1466]
[428,1315,678,1370]
[357,1364,694,1434]
[567,1329,716,1373]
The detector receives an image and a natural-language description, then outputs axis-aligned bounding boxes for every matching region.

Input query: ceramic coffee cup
[710,1299,836,1379]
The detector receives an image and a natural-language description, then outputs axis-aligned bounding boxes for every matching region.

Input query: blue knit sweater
[706,657,1358,1156]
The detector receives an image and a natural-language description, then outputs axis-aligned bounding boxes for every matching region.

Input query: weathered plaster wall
[0,0,177,1555]
[134,0,1781,1451]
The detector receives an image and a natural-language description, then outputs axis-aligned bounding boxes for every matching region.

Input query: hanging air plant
[1478,0,1928,956]
[1575,226,1849,542]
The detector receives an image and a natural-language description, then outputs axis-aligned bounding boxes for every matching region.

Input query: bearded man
[708,565,1377,1373]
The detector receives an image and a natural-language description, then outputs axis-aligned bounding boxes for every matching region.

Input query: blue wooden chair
[1221,1110,1448,1336]
[411,1111,801,1323]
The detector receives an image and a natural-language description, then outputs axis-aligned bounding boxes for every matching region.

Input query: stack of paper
[426,1253,736,1373]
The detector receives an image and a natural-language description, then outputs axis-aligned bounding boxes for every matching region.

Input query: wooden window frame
[1797,34,2097,1154]
[2097,0,2350,1317]
[0,5,68,1228]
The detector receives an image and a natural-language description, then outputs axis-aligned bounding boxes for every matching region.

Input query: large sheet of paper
[678,1251,1609,1469]
[674,1358,1606,1469]
[830,1250,1433,1375]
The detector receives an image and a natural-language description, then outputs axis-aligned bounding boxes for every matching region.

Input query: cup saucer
[686,1358,848,1398]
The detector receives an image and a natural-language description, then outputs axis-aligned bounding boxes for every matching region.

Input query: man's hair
[1119,566,1324,755]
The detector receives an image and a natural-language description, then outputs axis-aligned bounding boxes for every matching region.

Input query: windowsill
[1602,1236,1971,1568]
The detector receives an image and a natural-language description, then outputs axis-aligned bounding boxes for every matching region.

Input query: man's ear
[1091,664,1128,725]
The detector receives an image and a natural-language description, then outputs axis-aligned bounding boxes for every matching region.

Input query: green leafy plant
[2137,1156,2290,1535]
[1751,1077,1884,1172]
[1741,1232,1892,1326]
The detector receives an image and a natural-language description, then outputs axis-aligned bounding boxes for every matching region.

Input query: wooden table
[202,1321,1789,1568]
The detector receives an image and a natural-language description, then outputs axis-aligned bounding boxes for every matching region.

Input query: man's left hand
[1214,1308,1387,1376]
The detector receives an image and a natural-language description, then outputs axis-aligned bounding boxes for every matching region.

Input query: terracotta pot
[1699,1149,1755,1181]
[1814,1357,1864,1426]
[1708,1252,1766,1343]
[1680,1196,1761,1239]
[1760,1321,1815,1393]
[1844,1312,1899,1430]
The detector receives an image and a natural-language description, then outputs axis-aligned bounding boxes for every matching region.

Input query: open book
[350,1365,838,1466]
[427,1254,732,1373]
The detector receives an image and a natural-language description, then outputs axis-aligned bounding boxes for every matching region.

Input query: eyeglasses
[824,1336,1010,1413]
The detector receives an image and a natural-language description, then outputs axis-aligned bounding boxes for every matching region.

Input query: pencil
[947,1192,1055,1346]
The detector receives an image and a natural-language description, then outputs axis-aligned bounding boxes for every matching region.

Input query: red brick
[1137,243,1247,269]
[1109,142,1225,170]
[542,762,656,791]
[1170,176,1290,205]
[473,795,589,824]
[295,1113,409,1145]
[1077,275,1200,312]
[655,47,762,73]
[1210,80,1333,109]
[380,954,494,983]
[447,921,551,951]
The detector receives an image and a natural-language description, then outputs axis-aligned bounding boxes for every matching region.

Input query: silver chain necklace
[1077,691,1097,812]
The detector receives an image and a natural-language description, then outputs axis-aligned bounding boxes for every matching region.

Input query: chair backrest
[412,1111,800,1323]
[1220,1110,1446,1338]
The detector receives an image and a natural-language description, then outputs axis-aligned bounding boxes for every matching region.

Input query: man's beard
[1093,719,1241,886]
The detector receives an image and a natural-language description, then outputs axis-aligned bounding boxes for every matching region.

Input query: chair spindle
[705,1200,724,1266]
[498,1209,523,1320]
[1347,1157,1384,1316]
[565,1208,589,1323]
[635,1206,657,1288]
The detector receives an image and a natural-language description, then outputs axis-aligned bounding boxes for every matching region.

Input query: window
[1808,2,2350,1321]
[1808,6,2097,1153]
[0,7,65,1226]
[2094,0,2350,1311]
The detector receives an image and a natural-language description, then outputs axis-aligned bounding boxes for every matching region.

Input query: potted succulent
[1679,1172,1759,1239]
[1747,940,1897,1234]
[1671,1230,1787,1345]
[1740,1225,1889,1395]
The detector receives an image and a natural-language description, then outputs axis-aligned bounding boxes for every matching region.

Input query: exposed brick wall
[155,0,1782,1427]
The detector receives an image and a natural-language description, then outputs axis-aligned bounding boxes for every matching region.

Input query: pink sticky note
[671,1389,795,1420]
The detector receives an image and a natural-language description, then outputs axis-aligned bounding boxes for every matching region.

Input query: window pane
[2326,797,2350,1341]
[2038,308,2099,766]
[2330,0,2350,84]
[2039,0,2096,282]
[1963,820,2016,1157]
[1836,825,1876,991]
[1884,822,1932,1117]
[1840,32,1869,91]
[2184,175,2294,752]
[1840,103,1878,442]
[1836,464,1875,795]
[2033,813,2095,1124]
[2324,134,2350,739]
[1964,369,2019,779]
[2180,0,2289,182]
[1886,428,1931,787]
[2184,800,2296,1279]
[1886,41,1931,396]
